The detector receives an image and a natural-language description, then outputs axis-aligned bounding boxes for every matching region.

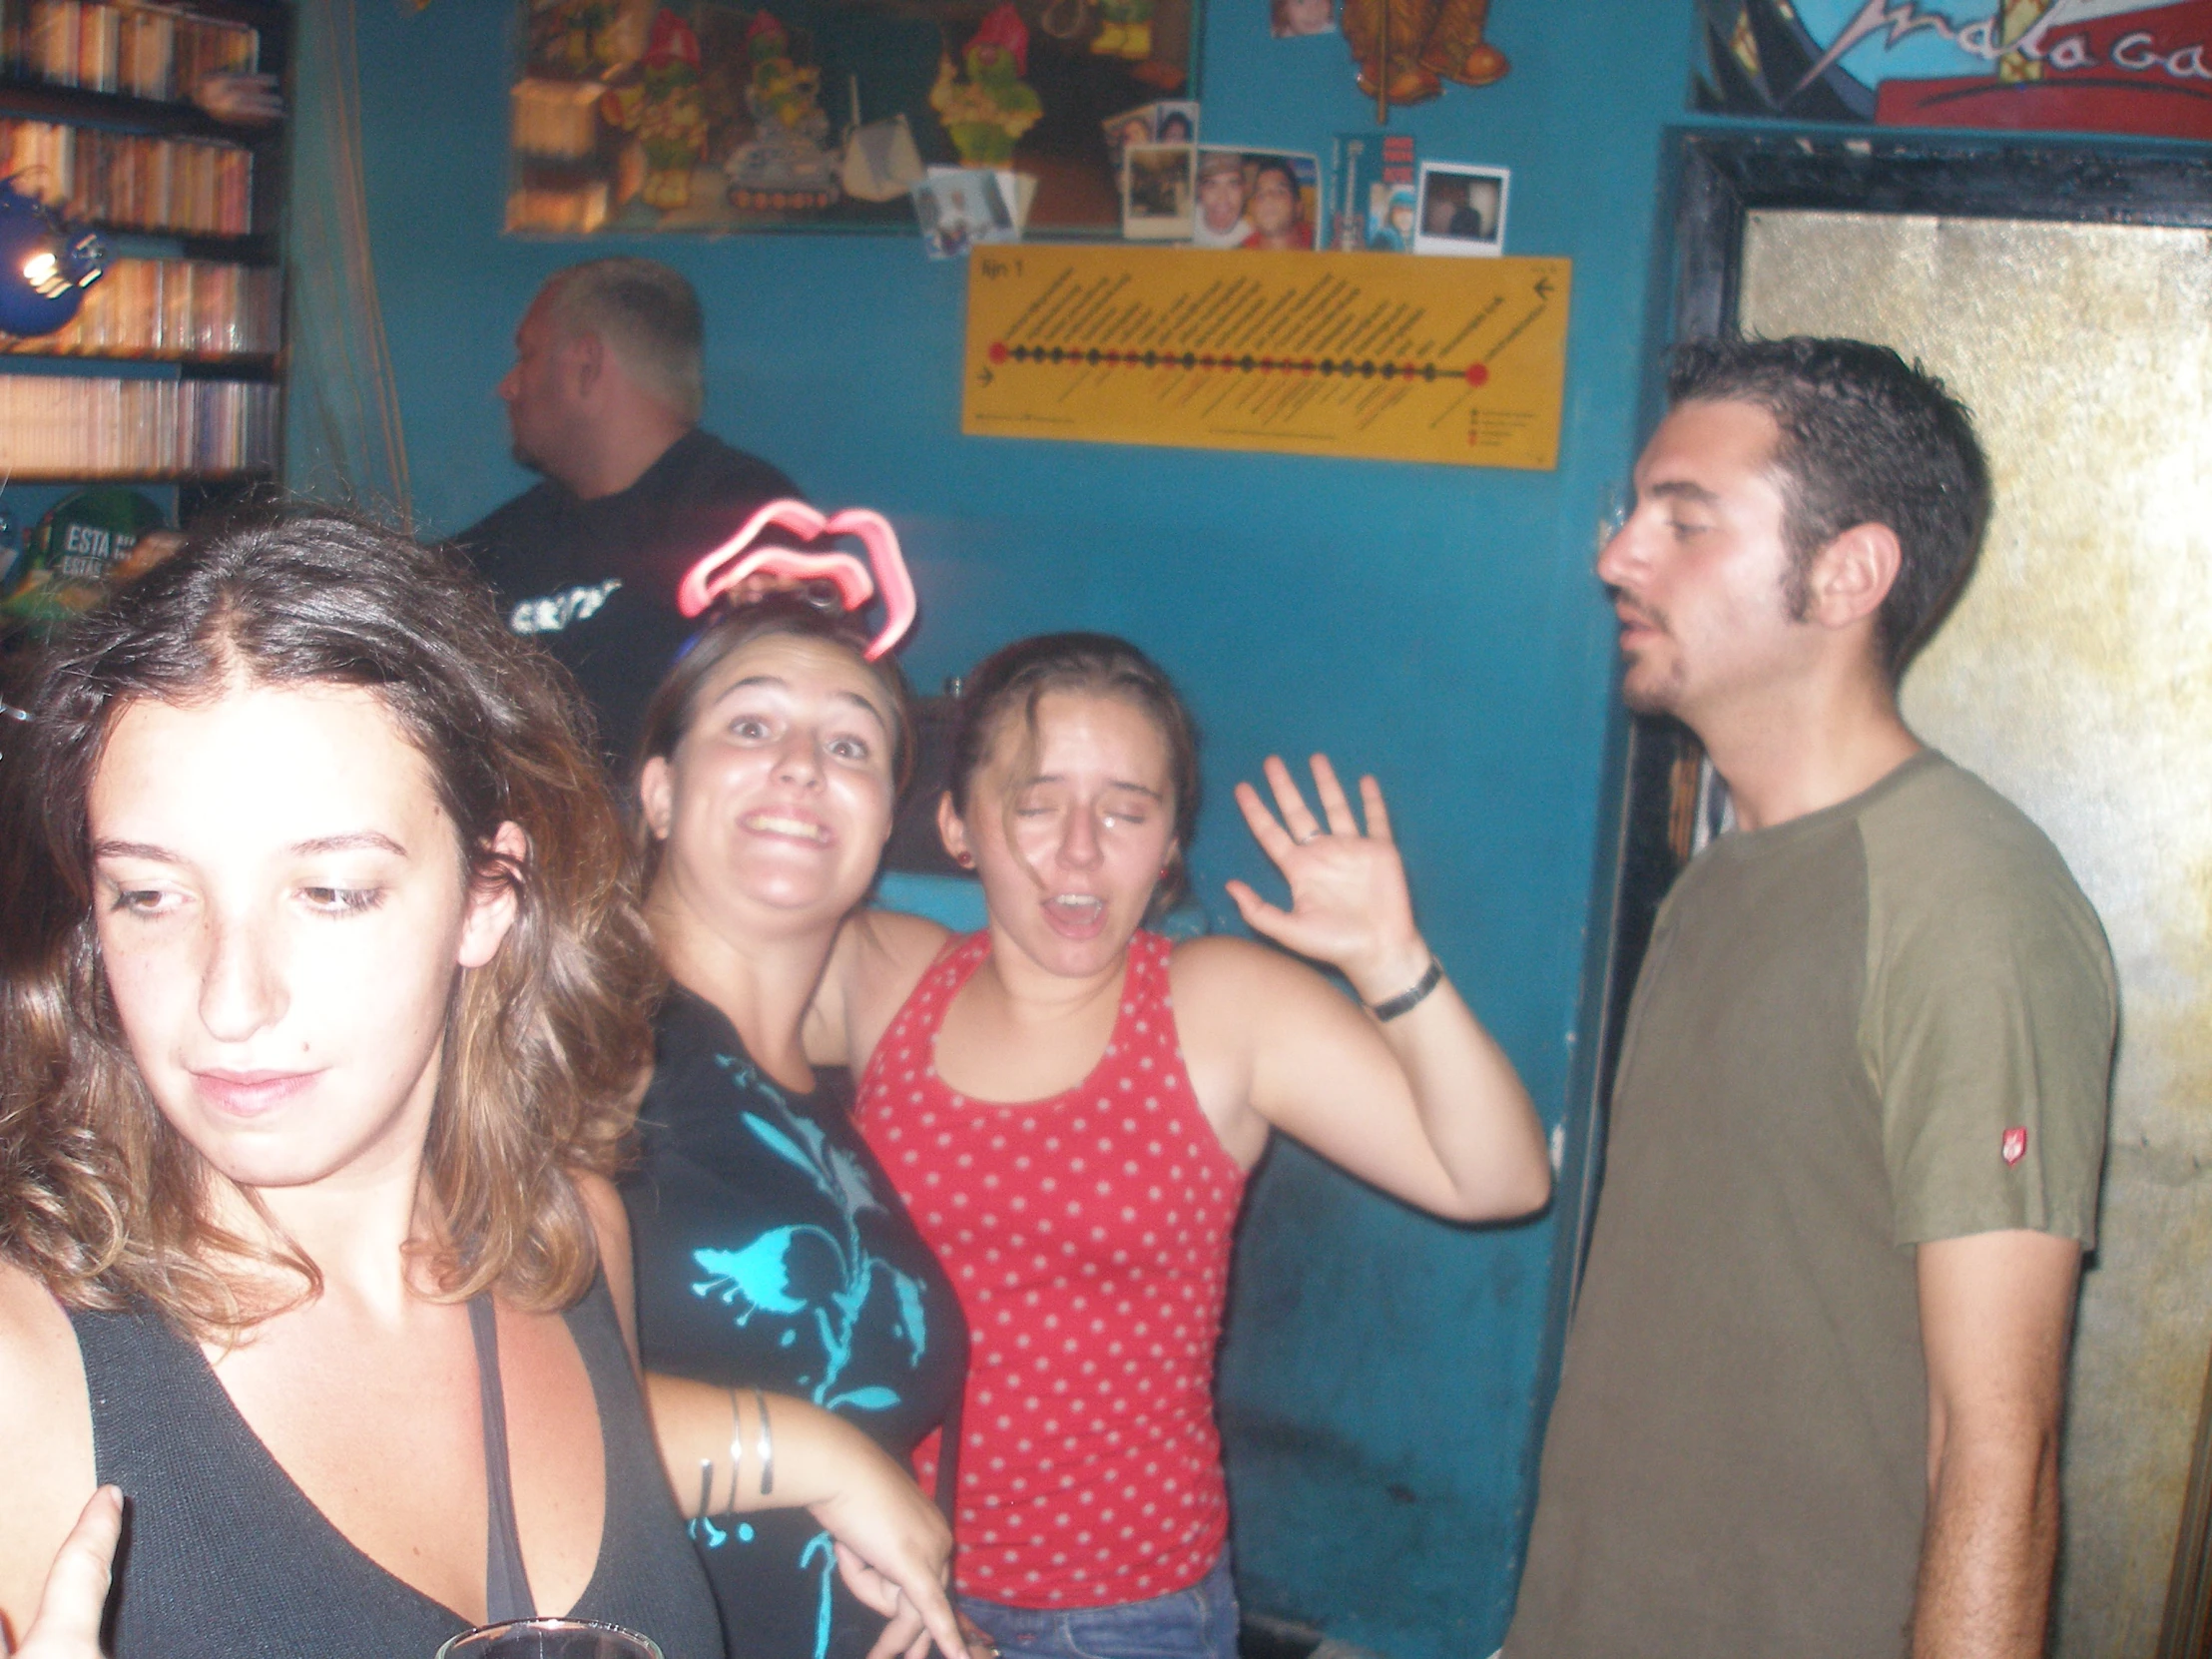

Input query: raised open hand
[1224,755,1429,1003]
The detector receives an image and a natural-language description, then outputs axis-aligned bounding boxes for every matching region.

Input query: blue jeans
[958,1554,1239,1659]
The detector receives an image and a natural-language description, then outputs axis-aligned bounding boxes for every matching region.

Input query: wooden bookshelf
[0,1,289,496]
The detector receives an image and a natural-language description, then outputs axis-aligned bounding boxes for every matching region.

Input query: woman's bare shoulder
[570,1169,629,1260]
[567,1170,639,1355]
[848,908,953,981]
[1169,932,1316,997]
[0,1260,98,1638]
[0,1259,87,1409]
[1168,934,1356,1066]
[836,908,954,1049]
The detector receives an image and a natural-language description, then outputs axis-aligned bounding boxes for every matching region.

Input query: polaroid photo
[1151,100,1198,144]
[1191,147,1321,251]
[1102,101,1161,178]
[911,169,1018,260]
[1122,142,1195,242]
[1412,161,1509,258]
[1270,0,1338,36]
[927,164,1036,234]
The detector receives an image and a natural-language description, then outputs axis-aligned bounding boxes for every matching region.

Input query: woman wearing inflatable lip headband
[832,633,1550,1659]
[0,518,962,1659]
[618,593,977,1659]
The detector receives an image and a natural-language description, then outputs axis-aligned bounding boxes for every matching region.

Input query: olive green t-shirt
[1505,752,2113,1659]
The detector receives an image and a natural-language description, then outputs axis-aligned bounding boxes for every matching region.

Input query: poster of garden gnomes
[508,0,1203,235]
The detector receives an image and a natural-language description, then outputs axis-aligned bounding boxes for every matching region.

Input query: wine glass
[436,1618,665,1659]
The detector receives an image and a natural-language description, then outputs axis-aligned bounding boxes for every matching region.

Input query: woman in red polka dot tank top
[850,634,1553,1659]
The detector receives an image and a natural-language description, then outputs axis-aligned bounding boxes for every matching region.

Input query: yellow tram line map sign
[961,246,1571,469]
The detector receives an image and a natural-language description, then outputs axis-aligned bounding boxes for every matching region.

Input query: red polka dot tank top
[856,930,1248,1610]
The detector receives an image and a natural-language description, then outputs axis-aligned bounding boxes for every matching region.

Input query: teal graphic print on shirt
[622,986,966,1659]
[687,1056,934,1659]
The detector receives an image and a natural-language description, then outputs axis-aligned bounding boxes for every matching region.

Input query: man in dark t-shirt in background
[454,258,799,760]
[1504,338,2114,1659]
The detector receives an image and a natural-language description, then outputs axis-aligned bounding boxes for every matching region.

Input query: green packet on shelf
[1,486,171,634]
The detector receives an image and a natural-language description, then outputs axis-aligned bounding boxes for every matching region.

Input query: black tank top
[622,984,968,1659]
[69,1274,724,1659]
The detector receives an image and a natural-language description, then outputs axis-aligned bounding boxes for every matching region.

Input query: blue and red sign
[1696,0,2212,141]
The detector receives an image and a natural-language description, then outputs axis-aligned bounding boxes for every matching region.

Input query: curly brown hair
[0,511,659,1339]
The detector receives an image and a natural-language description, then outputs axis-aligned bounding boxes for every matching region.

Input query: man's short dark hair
[1667,335,1990,676]
[542,258,706,422]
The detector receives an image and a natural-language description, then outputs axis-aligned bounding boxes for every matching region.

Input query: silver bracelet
[725,1388,745,1514]
[1369,956,1444,1022]
[755,1388,774,1496]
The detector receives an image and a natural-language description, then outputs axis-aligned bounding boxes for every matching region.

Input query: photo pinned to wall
[1153,99,1198,141]
[1327,130,1415,251]
[1190,147,1318,250]
[1102,99,1199,177]
[1121,141,1194,240]
[1270,0,1337,36]
[1412,160,1506,257]
[911,166,1018,258]
[505,0,1205,237]
[930,161,1038,229]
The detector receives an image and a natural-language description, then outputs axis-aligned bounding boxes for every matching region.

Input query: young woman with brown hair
[0,518,952,1659]
[850,633,1551,1659]
[618,594,970,1659]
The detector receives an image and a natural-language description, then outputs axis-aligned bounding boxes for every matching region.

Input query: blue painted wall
[342,5,1697,1653]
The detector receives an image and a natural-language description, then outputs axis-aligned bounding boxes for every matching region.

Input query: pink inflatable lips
[676,499,917,661]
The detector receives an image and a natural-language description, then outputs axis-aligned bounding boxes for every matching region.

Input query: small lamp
[0,176,106,339]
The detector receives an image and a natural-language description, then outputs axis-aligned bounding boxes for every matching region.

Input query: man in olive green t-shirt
[1504,338,2114,1659]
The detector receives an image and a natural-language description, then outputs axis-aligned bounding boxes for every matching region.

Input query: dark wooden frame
[1569,123,2212,1653]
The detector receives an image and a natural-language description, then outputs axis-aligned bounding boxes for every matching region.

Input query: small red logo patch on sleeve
[2002,1126,2029,1166]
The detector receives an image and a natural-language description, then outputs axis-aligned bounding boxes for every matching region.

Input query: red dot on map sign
[989,342,1008,364]
[1401,362,1417,377]
[1464,362,1489,387]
